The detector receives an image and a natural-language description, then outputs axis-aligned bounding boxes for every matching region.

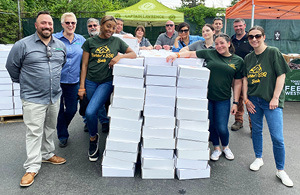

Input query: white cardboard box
[144,116,175,129]
[176,165,210,180]
[178,65,210,79]
[108,106,141,121]
[113,64,144,78]
[14,108,22,115]
[143,137,175,149]
[143,105,175,117]
[176,119,209,131]
[175,156,208,170]
[0,97,13,109]
[113,86,145,99]
[13,96,22,109]
[176,87,207,99]
[102,166,135,177]
[142,168,174,179]
[13,89,20,96]
[176,149,210,160]
[108,128,141,143]
[0,90,12,97]
[113,75,144,88]
[13,82,20,90]
[0,109,14,116]
[173,58,204,67]
[176,127,209,142]
[117,57,144,67]
[146,65,177,77]
[145,94,175,108]
[111,96,144,111]
[145,85,176,97]
[0,70,10,78]
[176,139,208,150]
[145,75,176,87]
[102,155,135,170]
[176,107,208,121]
[177,77,208,89]
[105,150,138,163]
[109,117,142,132]
[176,97,208,110]
[142,126,174,139]
[141,147,174,159]
[0,84,12,91]
[144,57,172,67]
[142,157,175,169]
[105,138,139,153]
[0,77,12,84]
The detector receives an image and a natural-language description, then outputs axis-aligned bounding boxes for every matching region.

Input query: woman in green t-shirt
[78,15,136,162]
[243,26,293,187]
[167,33,244,162]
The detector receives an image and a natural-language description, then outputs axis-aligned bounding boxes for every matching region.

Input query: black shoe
[102,123,109,133]
[59,139,68,148]
[88,133,99,162]
[84,124,88,132]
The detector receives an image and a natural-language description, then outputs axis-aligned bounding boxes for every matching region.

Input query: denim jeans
[57,83,79,141]
[248,96,285,170]
[208,99,230,147]
[85,79,113,137]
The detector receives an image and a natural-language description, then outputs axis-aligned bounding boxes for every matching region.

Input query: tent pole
[251,0,255,27]
[224,18,227,34]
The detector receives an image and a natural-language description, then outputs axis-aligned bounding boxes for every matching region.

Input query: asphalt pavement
[0,102,299,195]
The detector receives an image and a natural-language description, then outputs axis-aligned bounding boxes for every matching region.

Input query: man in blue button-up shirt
[53,12,86,148]
[6,11,67,187]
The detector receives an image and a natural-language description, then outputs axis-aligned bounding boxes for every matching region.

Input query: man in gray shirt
[6,11,67,187]
[154,20,178,50]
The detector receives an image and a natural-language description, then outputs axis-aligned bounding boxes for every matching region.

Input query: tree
[181,0,205,8]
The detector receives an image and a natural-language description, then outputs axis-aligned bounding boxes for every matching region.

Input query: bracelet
[78,89,86,92]
[176,53,180,58]
[233,101,239,105]
[244,99,249,104]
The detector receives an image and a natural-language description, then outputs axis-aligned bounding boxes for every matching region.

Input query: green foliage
[181,0,205,8]
[177,4,225,34]
[231,0,240,6]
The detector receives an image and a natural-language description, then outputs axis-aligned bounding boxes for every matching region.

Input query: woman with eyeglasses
[172,22,204,52]
[134,25,153,50]
[243,26,293,187]
[78,15,136,162]
[167,33,244,162]
[53,12,86,148]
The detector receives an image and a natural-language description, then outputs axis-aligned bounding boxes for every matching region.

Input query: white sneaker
[223,148,234,160]
[276,170,294,187]
[250,158,264,171]
[210,149,222,161]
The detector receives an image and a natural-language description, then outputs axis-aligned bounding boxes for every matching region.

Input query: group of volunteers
[5,11,293,188]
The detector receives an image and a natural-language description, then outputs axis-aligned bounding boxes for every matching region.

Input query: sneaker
[210,149,222,161]
[102,123,109,133]
[20,172,38,187]
[223,148,234,160]
[250,158,264,171]
[42,155,66,165]
[276,170,294,187]
[88,133,99,162]
[84,124,88,132]
[59,139,68,148]
[231,121,243,131]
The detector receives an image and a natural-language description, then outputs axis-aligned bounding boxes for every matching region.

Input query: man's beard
[89,30,99,37]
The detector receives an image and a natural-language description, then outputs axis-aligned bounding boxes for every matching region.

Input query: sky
[157,0,232,9]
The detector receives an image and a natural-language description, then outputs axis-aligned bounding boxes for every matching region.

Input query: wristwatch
[233,101,239,105]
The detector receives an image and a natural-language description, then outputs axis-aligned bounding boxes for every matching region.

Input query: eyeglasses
[65,22,76,25]
[88,24,98,28]
[166,24,174,27]
[179,29,189,33]
[46,46,52,58]
[248,34,263,40]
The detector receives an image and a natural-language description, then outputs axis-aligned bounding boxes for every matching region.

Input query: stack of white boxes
[102,63,145,177]
[175,65,211,180]
[141,57,177,179]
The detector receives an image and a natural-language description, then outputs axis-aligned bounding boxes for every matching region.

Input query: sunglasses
[46,46,52,58]
[166,24,174,27]
[179,29,189,33]
[248,34,263,40]
[65,21,76,25]
[88,24,98,28]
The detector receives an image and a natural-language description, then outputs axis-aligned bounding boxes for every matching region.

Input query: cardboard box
[144,116,175,129]
[175,156,208,170]
[0,90,12,97]
[173,58,204,67]
[144,57,172,67]
[145,75,176,87]
[176,119,209,131]
[111,96,144,111]
[176,88,207,99]
[13,82,20,90]
[177,77,208,89]
[145,85,176,97]
[176,149,210,160]
[142,126,174,139]
[102,155,135,169]
[108,106,141,121]
[178,65,210,79]
[143,137,175,149]
[110,117,142,132]
[0,77,12,84]
[176,139,208,150]
[105,138,139,153]
[0,109,14,116]
[146,65,177,77]
[113,75,144,88]
[141,147,174,159]
[13,89,20,97]
[176,97,208,110]
[0,84,12,91]
[142,157,175,169]
[14,108,22,115]
[142,168,174,179]
[176,107,208,121]
[145,95,175,107]
[108,128,141,143]
[0,70,10,78]
[117,57,144,67]
[176,127,209,142]
[0,51,10,58]
[113,64,144,78]
[176,165,210,180]
[0,97,13,109]
[13,96,22,109]
[113,86,145,99]
[143,105,175,117]
[102,166,135,177]
[105,150,138,163]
